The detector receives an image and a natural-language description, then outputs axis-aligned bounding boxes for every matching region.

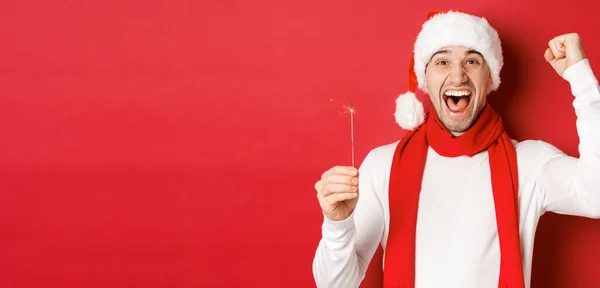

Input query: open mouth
[443,89,472,115]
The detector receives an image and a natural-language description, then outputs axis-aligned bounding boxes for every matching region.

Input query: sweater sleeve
[538,59,600,218]
[312,150,386,287]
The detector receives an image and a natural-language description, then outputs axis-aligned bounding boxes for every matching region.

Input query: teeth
[444,90,471,97]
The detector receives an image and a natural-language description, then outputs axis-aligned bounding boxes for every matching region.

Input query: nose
[448,64,468,86]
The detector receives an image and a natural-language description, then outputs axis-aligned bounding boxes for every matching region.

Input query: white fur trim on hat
[413,11,503,94]
[394,91,425,130]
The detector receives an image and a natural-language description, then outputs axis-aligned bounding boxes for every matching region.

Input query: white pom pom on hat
[394,55,424,130]
[394,10,503,130]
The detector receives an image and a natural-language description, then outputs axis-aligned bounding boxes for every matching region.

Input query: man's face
[425,46,493,133]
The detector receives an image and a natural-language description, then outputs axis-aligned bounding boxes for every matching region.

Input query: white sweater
[312,59,600,288]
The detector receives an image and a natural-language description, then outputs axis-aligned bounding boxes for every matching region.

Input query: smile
[442,89,472,117]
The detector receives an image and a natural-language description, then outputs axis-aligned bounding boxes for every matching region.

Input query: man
[312,10,600,288]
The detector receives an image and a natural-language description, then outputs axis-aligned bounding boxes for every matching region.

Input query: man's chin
[440,117,472,133]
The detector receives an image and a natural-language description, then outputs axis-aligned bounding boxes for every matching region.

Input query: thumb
[544,48,555,63]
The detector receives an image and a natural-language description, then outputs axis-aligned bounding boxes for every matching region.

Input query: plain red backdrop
[1,0,600,287]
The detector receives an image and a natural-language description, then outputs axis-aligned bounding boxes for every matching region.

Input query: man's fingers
[548,38,566,59]
[330,165,358,176]
[322,166,358,179]
[324,192,358,204]
[324,173,358,186]
[318,183,358,197]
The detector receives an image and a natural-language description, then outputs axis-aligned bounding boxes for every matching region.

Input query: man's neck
[450,131,465,137]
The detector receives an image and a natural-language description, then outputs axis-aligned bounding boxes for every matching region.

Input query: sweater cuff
[322,210,356,239]
[562,59,599,96]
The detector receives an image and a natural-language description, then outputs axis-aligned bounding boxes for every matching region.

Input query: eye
[467,59,480,65]
[436,60,448,65]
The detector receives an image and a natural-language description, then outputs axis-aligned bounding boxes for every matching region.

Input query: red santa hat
[394,10,504,130]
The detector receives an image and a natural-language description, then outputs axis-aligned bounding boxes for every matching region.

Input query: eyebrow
[430,50,450,59]
[466,50,483,58]
[430,49,484,59]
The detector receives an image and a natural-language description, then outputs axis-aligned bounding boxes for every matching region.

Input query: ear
[484,74,494,95]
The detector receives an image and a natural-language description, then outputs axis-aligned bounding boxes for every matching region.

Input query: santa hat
[394,10,504,130]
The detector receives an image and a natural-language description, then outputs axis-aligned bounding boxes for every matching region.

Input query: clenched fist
[544,33,587,77]
[315,166,359,221]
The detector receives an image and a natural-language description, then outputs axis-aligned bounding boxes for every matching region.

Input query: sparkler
[331,99,357,167]
[342,102,356,167]
[349,102,355,167]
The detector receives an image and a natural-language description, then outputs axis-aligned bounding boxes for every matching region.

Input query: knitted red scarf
[383,103,524,288]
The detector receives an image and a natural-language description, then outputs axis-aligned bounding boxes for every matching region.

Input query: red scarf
[383,103,525,288]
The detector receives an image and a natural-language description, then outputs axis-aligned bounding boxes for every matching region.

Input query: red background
[1,0,600,287]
